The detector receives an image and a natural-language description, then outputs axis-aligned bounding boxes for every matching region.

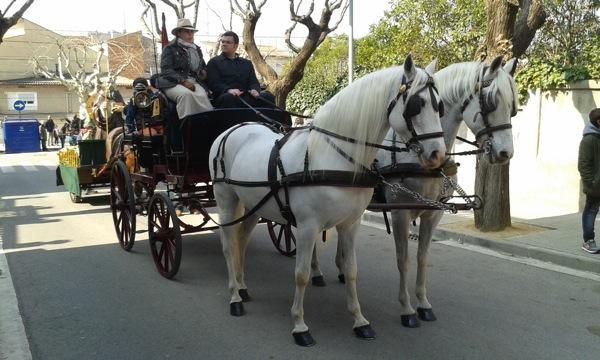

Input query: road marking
[0,232,33,360]
[0,166,15,173]
[22,165,36,172]
[362,220,600,282]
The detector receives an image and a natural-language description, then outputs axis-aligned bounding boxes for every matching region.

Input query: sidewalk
[362,210,600,276]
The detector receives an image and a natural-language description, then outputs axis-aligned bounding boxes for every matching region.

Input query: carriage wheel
[147,192,182,279]
[267,221,296,257]
[110,160,136,251]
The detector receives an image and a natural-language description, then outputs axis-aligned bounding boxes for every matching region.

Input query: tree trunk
[473,1,546,231]
[473,0,519,231]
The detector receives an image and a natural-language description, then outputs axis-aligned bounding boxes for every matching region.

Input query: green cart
[56,140,110,203]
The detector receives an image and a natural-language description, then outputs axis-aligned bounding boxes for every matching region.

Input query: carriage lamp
[134,92,152,108]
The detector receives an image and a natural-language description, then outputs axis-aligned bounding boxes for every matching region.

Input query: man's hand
[227,89,243,96]
[249,89,260,98]
[181,80,195,91]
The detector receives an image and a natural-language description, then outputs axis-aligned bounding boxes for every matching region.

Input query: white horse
[310,55,519,327]
[209,55,447,346]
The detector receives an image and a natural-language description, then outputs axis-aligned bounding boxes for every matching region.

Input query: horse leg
[214,186,246,316]
[310,243,326,287]
[290,223,319,346]
[335,239,345,283]
[414,211,442,322]
[235,213,260,302]
[337,220,375,340]
[391,210,419,328]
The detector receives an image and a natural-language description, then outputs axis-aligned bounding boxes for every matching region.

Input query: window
[6,91,38,111]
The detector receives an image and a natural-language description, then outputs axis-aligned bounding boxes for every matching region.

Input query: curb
[362,211,600,276]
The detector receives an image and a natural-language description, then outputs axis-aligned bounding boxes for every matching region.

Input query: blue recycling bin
[2,119,41,153]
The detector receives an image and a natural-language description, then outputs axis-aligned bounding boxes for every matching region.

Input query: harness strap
[311,125,409,153]
[475,123,512,140]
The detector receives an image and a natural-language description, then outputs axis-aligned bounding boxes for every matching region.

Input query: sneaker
[582,240,600,254]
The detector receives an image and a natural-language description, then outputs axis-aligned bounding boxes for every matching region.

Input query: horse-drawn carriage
[107,54,518,346]
[109,96,293,278]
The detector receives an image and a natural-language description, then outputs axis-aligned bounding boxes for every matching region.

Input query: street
[1,151,599,360]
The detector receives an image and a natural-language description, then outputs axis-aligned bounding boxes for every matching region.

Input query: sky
[23,0,392,42]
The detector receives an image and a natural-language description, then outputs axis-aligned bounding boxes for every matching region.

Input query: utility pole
[348,0,354,84]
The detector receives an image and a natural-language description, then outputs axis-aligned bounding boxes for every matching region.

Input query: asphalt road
[1,151,599,360]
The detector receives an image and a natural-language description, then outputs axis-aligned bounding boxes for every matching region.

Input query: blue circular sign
[13,100,25,111]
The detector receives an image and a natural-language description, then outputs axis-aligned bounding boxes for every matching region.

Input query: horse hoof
[417,307,437,322]
[401,314,420,328]
[353,324,376,340]
[312,275,326,287]
[338,274,345,284]
[239,289,252,302]
[230,302,245,316]
[293,331,316,347]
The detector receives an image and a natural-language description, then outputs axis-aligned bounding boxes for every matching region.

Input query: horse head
[387,55,447,169]
[460,56,518,165]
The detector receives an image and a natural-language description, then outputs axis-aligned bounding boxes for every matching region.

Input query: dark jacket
[157,39,207,90]
[578,122,600,196]
[206,54,261,97]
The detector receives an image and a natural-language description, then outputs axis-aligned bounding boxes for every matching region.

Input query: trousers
[582,194,600,241]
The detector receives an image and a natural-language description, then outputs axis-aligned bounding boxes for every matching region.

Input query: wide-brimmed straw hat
[171,18,198,35]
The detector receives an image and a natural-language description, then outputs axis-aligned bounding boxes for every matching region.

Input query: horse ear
[504,58,518,77]
[425,59,437,75]
[489,55,503,74]
[404,54,415,78]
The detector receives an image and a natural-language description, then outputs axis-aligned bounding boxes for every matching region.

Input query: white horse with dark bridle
[209,55,446,346]
[309,55,519,327]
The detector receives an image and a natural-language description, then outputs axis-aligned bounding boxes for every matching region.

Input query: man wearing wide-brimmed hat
[156,18,213,118]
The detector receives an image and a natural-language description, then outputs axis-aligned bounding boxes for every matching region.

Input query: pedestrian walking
[577,108,600,254]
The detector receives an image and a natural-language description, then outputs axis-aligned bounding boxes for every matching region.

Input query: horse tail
[106,127,124,161]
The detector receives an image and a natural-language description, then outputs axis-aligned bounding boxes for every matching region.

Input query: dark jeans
[582,195,600,241]
[214,91,276,109]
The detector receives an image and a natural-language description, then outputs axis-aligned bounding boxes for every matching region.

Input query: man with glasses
[207,31,275,109]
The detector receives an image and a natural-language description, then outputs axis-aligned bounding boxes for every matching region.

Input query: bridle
[459,66,516,146]
[386,73,445,154]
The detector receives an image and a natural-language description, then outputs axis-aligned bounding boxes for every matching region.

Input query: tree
[286,35,349,113]
[473,0,546,231]
[515,0,600,100]
[0,0,34,44]
[31,38,135,123]
[231,0,349,107]
[140,0,200,34]
[357,0,487,72]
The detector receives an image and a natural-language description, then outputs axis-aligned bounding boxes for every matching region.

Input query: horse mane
[435,61,519,114]
[308,66,431,174]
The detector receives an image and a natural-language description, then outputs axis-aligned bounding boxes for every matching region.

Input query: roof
[0,75,135,88]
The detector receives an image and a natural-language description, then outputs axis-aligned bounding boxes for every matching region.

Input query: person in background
[38,119,48,151]
[59,119,69,148]
[207,31,275,109]
[155,18,213,119]
[577,108,600,254]
[44,115,55,147]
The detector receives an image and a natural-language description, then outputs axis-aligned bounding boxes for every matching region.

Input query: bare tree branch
[0,0,35,43]
[3,0,18,15]
[207,2,230,32]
